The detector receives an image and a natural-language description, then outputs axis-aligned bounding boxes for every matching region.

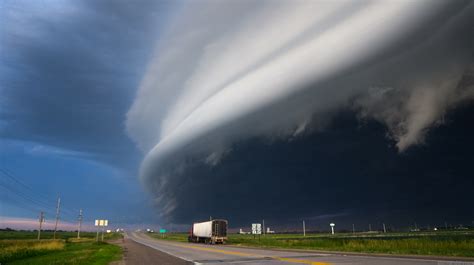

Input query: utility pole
[303,220,306,237]
[262,219,265,236]
[77,209,83,239]
[383,223,386,233]
[445,221,448,230]
[352,224,355,234]
[38,211,44,240]
[53,196,61,239]
[368,224,371,232]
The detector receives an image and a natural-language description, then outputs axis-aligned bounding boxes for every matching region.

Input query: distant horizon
[2,215,472,234]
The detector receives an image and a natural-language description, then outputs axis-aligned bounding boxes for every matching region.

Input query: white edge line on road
[127,232,197,264]
[335,254,462,263]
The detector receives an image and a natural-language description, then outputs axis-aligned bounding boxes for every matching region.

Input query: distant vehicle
[188,219,228,244]
[239,228,251,234]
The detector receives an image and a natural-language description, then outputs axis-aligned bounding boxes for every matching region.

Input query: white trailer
[188,219,228,244]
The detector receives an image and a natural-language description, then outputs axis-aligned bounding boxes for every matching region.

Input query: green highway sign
[159,229,167,233]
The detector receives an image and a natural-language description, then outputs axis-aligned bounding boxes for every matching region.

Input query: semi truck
[188,219,228,244]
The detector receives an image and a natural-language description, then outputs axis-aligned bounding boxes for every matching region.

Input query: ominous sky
[1,0,473,231]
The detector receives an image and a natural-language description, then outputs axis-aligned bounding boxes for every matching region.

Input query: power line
[0,169,81,220]
[0,189,53,216]
[0,183,56,214]
[0,170,57,209]
[0,168,56,204]
[0,168,87,228]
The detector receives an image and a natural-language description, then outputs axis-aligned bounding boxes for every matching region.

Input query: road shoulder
[109,238,192,265]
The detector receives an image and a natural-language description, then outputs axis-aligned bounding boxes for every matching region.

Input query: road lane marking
[275,257,330,265]
[134,233,331,265]
[177,243,331,265]
[180,244,258,257]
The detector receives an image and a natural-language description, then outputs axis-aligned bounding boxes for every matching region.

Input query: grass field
[150,230,474,257]
[0,231,123,264]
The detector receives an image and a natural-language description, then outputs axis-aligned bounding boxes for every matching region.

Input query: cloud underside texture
[126,1,474,223]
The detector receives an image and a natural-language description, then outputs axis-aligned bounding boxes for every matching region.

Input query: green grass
[0,231,123,264]
[149,232,188,242]
[4,241,122,265]
[150,231,474,257]
[0,239,65,262]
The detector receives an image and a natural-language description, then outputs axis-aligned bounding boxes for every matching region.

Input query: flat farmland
[0,230,123,265]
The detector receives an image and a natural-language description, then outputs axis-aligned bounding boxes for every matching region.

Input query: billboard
[95,219,109,227]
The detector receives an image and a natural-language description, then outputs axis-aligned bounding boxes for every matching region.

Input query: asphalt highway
[126,232,470,265]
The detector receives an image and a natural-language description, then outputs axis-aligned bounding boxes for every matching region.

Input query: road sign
[95,219,109,227]
[159,229,167,233]
[252,223,262,235]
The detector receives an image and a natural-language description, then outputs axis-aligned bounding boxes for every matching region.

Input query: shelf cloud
[126,0,474,221]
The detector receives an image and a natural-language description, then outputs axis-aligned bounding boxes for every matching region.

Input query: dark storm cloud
[129,0,474,224]
[162,103,474,228]
[0,0,172,168]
